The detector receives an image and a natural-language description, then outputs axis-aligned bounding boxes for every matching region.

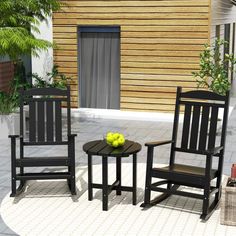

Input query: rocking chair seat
[15,156,71,167]
[153,164,218,187]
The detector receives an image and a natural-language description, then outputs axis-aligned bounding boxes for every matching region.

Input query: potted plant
[0,68,31,139]
[193,39,236,95]
[0,91,18,139]
[192,39,236,131]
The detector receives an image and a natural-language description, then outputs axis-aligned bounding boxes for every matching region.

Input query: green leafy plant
[32,65,71,89]
[0,0,62,114]
[0,0,62,60]
[0,68,30,114]
[192,39,236,95]
[0,92,18,115]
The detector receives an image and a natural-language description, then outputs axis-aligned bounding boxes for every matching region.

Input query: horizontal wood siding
[53,0,210,111]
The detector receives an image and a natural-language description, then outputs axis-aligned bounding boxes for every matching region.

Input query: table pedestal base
[88,154,137,211]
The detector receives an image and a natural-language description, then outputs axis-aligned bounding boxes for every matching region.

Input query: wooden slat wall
[53,0,210,112]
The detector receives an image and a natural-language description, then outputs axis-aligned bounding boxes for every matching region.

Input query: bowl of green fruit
[105,132,126,148]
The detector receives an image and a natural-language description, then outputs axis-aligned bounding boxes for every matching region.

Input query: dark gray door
[79,27,120,109]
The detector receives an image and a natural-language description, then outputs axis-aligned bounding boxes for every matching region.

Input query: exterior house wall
[210,0,236,79]
[210,0,236,41]
[211,0,236,27]
[53,0,211,111]
[32,18,53,80]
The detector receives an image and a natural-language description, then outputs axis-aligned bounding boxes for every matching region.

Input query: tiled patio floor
[1,97,236,235]
[1,163,235,236]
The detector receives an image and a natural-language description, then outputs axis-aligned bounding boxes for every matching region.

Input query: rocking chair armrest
[204,146,224,155]
[8,135,20,139]
[8,135,23,140]
[68,134,77,140]
[145,140,174,148]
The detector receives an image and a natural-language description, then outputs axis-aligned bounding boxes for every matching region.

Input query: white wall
[31,17,53,79]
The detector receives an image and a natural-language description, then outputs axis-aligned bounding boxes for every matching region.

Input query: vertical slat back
[220,92,230,148]
[55,101,62,142]
[19,89,24,157]
[181,104,192,149]
[29,101,36,142]
[67,86,71,135]
[169,87,181,166]
[173,88,229,158]
[189,105,201,149]
[37,101,45,142]
[198,106,210,150]
[208,106,219,149]
[19,89,24,136]
[46,101,54,142]
[22,87,71,144]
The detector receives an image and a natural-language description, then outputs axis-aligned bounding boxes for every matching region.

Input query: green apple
[106,135,114,143]
[113,133,120,140]
[112,140,119,147]
[106,139,112,144]
[106,132,113,137]
[118,137,125,146]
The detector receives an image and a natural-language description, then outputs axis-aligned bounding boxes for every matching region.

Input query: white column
[31,17,53,79]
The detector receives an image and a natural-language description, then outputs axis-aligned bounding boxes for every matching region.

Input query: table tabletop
[83,139,142,157]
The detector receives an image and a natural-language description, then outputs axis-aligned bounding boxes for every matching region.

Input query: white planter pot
[0,113,20,139]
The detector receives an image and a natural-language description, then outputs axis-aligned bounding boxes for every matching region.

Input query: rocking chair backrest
[19,86,71,144]
[170,87,230,161]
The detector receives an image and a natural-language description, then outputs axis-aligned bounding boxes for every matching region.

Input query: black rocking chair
[141,87,230,220]
[9,86,77,197]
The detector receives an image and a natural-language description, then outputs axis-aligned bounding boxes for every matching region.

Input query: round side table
[83,139,142,211]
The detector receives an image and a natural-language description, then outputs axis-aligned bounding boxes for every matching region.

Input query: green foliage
[0,0,61,27]
[0,75,27,115]
[11,68,31,107]
[0,92,18,115]
[193,39,236,95]
[32,65,71,89]
[0,28,53,59]
[0,64,69,114]
[0,0,63,113]
[0,0,62,60]
[0,62,30,114]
